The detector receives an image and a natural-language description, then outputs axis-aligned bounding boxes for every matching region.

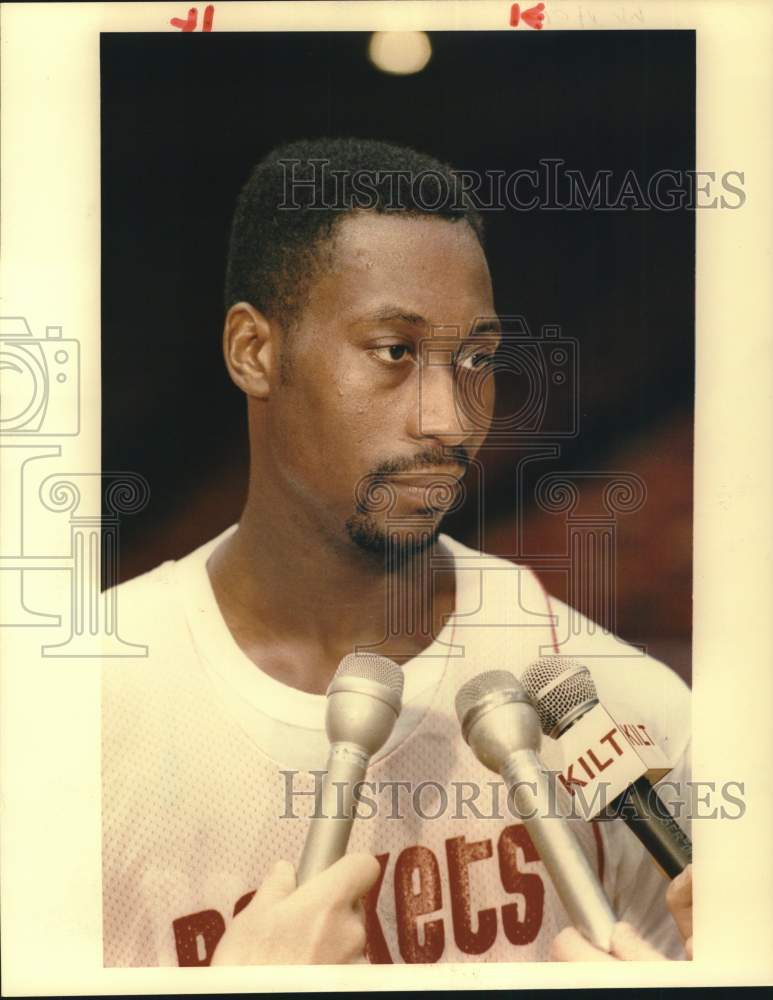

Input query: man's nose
[414,364,469,447]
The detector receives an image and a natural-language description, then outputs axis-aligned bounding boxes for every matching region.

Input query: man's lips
[380,469,465,508]
[381,467,465,488]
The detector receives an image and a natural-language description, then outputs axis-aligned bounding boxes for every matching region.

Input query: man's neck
[206,517,456,695]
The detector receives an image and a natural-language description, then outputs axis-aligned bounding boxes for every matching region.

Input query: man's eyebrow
[355,305,429,327]
[470,318,502,336]
[354,307,502,336]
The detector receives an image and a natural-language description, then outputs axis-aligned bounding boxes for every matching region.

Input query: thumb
[665,863,692,947]
[550,926,615,962]
[611,922,667,961]
[254,859,297,907]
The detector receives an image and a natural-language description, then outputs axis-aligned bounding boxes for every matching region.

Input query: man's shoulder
[544,589,690,693]
[102,528,233,689]
[109,524,234,611]
[109,556,176,601]
[543,591,691,762]
[441,534,690,754]
[441,533,532,569]
[440,532,555,611]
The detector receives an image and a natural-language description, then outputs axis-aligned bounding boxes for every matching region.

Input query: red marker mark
[510,2,545,29]
[170,5,214,32]
[171,7,197,31]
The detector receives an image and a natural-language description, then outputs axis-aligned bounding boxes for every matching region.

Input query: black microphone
[520,657,692,879]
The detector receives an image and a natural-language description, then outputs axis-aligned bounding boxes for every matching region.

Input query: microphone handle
[501,749,617,952]
[296,742,370,885]
[612,775,692,879]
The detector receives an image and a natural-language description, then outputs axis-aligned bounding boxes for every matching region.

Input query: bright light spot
[368,32,432,76]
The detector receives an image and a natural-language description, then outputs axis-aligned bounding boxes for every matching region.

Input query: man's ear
[222,302,277,399]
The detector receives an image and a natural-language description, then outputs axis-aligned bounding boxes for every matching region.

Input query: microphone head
[329,652,405,701]
[325,653,404,755]
[520,656,598,738]
[455,670,541,774]
[454,669,528,733]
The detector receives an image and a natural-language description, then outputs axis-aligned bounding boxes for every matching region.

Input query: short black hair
[224,137,485,329]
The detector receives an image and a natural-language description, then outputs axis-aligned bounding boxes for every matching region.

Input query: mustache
[369,446,471,479]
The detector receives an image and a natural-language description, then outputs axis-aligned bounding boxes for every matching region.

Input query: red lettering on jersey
[172,908,226,966]
[362,852,393,964]
[445,835,497,954]
[394,845,445,963]
[233,890,256,917]
[497,825,544,945]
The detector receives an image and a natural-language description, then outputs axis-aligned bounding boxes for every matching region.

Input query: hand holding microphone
[211,853,381,966]
[551,921,669,962]
[551,864,694,961]
[215,653,402,966]
[666,863,693,958]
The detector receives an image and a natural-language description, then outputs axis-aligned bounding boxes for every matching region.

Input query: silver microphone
[296,653,404,885]
[520,657,599,739]
[455,670,616,951]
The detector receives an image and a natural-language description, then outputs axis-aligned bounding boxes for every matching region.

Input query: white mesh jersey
[102,527,691,966]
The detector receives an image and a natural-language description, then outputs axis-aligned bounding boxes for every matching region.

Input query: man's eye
[456,349,498,371]
[373,344,414,364]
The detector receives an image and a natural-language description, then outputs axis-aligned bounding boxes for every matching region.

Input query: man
[102,138,691,966]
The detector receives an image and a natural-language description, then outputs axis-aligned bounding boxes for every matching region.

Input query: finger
[550,926,616,962]
[255,858,297,907]
[611,922,667,961]
[312,914,367,966]
[665,864,693,946]
[298,852,381,906]
[340,912,368,962]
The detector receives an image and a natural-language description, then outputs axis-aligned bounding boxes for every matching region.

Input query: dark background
[101,31,695,682]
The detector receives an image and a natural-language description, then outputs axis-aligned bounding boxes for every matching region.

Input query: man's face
[265,211,499,559]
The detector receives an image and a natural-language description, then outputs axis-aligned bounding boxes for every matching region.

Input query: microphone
[520,657,692,879]
[296,653,404,885]
[455,670,616,951]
